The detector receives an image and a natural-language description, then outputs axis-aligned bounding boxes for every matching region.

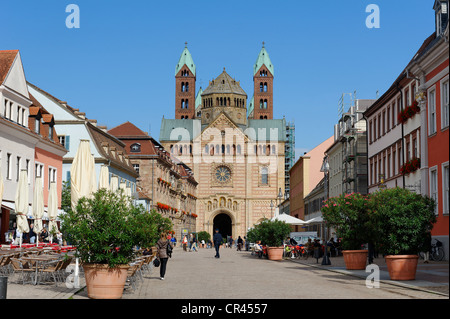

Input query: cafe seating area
[1,244,158,293]
[0,243,77,286]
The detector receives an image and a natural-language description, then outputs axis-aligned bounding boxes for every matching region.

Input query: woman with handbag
[156,232,173,280]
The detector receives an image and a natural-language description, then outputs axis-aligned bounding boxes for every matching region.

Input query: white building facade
[27,83,138,193]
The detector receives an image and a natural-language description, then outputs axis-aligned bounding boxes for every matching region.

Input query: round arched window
[215,166,231,183]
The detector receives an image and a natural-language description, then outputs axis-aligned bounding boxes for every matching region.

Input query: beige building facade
[159,45,286,240]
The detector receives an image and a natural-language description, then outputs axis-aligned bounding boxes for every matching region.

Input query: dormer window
[130,143,141,152]
[435,0,449,36]
[35,117,41,134]
[49,125,54,140]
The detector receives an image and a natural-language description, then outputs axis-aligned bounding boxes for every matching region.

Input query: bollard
[0,276,7,299]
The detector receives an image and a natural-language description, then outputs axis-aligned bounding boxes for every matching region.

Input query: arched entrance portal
[213,213,232,240]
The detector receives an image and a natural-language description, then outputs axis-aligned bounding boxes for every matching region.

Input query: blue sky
[1,0,436,159]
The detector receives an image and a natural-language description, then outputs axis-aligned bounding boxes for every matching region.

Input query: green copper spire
[253,42,274,76]
[247,95,254,118]
[195,87,203,110]
[175,42,196,76]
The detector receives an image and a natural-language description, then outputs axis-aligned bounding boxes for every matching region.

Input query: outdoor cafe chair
[57,257,73,282]
[0,255,13,276]
[41,260,64,286]
[125,263,140,291]
[10,258,35,285]
[141,255,153,275]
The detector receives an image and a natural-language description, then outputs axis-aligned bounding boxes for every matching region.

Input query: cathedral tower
[200,68,247,126]
[252,42,274,120]
[175,43,196,119]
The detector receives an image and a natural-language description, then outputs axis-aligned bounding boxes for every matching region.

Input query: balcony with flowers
[157,177,172,187]
[400,157,420,176]
[398,101,420,125]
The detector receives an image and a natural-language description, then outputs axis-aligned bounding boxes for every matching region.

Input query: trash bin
[0,276,7,299]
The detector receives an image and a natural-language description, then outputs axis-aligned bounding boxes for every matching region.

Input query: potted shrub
[134,209,173,251]
[60,188,145,299]
[371,187,436,280]
[322,192,374,270]
[252,219,291,260]
[197,231,211,248]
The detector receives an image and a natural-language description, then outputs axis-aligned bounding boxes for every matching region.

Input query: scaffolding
[285,119,295,196]
[338,92,368,195]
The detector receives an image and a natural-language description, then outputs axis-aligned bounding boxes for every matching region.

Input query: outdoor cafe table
[21,255,61,285]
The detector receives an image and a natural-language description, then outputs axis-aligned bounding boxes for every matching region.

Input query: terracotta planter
[385,255,419,281]
[267,246,284,261]
[342,250,368,270]
[83,264,130,299]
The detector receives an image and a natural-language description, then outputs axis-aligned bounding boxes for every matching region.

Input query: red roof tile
[0,50,18,84]
[108,121,149,137]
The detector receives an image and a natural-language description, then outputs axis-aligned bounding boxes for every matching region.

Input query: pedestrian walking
[213,229,223,258]
[422,231,432,263]
[192,235,198,252]
[182,235,188,251]
[237,236,243,251]
[156,232,173,280]
[189,233,194,251]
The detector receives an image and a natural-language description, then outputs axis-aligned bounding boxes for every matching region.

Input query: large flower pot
[83,264,130,299]
[342,250,368,270]
[267,247,284,261]
[385,255,419,281]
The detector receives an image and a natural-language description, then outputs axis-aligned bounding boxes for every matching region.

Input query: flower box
[400,158,420,175]
[397,101,420,124]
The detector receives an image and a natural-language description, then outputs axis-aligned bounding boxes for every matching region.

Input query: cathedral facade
[159,44,286,239]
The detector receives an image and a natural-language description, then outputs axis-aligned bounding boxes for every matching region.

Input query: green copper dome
[253,45,274,76]
[175,45,196,76]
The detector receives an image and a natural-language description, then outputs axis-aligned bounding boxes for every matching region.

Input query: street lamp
[276,188,283,217]
[277,188,283,206]
[320,157,331,266]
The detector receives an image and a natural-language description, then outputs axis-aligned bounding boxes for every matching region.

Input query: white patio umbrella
[70,140,97,211]
[305,216,324,224]
[270,213,307,225]
[70,139,96,286]
[98,165,110,189]
[32,176,44,247]
[15,169,30,247]
[48,182,58,243]
[110,176,119,192]
[119,181,127,195]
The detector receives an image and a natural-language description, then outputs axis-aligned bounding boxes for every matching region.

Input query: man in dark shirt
[213,229,223,258]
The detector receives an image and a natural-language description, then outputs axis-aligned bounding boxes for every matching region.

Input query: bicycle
[284,245,301,259]
[419,239,445,261]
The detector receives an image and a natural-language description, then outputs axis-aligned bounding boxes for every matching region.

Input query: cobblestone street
[69,246,448,300]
